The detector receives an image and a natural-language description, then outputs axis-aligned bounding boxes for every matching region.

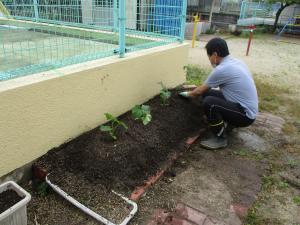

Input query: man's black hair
[205,38,230,57]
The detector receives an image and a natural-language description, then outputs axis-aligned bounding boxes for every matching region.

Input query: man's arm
[188,84,210,97]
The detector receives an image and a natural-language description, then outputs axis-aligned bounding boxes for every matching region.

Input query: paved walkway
[147,203,226,225]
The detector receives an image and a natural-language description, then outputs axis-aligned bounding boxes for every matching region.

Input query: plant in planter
[131,104,152,125]
[0,181,31,225]
[100,113,128,140]
[159,82,171,105]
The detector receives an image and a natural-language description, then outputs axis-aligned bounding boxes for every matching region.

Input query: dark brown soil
[36,90,204,191]
[0,189,23,214]
[31,90,205,223]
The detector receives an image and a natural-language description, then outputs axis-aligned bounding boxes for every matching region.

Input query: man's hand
[179,91,190,98]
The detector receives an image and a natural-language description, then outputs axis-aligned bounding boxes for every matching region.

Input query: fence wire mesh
[238,1,281,26]
[0,0,187,81]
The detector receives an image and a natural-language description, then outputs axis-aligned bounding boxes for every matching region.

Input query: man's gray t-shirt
[204,56,258,119]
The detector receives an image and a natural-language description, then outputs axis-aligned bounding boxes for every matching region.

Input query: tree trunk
[209,0,216,23]
[273,3,290,32]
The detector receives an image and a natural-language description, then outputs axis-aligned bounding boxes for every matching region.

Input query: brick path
[147,203,226,225]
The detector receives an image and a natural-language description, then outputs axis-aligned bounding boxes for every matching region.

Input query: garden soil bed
[0,190,23,214]
[31,89,205,224]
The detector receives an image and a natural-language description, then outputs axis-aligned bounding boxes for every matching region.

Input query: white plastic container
[0,181,31,225]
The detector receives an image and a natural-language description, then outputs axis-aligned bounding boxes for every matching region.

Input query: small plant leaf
[100,125,113,132]
[100,113,127,140]
[141,104,150,112]
[104,113,115,121]
[166,91,171,98]
[159,82,171,105]
[110,131,117,140]
[132,105,144,120]
[131,104,152,125]
[142,114,152,125]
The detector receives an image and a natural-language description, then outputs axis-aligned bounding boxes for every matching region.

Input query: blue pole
[180,0,187,42]
[119,0,126,58]
[33,0,39,21]
[113,0,118,32]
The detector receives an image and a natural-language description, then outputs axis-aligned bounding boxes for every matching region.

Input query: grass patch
[277,181,289,189]
[232,148,264,161]
[293,196,300,205]
[254,78,289,112]
[240,26,274,39]
[244,209,260,225]
[282,122,298,135]
[255,76,300,141]
[285,98,300,119]
[184,65,210,85]
[261,175,277,190]
[287,159,298,169]
[244,206,282,225]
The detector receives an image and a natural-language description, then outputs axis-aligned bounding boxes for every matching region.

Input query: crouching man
[180,38,258,150]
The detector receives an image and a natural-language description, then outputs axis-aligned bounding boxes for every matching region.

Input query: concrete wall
[0,43,188,178]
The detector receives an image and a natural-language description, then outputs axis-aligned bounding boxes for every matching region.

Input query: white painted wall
[0,43,188,178]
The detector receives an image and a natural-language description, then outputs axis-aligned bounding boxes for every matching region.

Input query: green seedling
[132,105,152,125]
[100,113,128,140]
[159,82,171,105]
[37,181,49,197]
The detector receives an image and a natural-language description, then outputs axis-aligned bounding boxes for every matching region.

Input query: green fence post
[180,0,187,42]
[119,0,125,57]
[33,0,39,21]
[113,0,118,32]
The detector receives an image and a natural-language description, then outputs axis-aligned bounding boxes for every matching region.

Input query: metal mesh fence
[186,0,242,21]
[0,0,187,81]
[238,1,281,26]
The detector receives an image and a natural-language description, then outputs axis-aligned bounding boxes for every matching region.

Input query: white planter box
[0,181,31,225]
